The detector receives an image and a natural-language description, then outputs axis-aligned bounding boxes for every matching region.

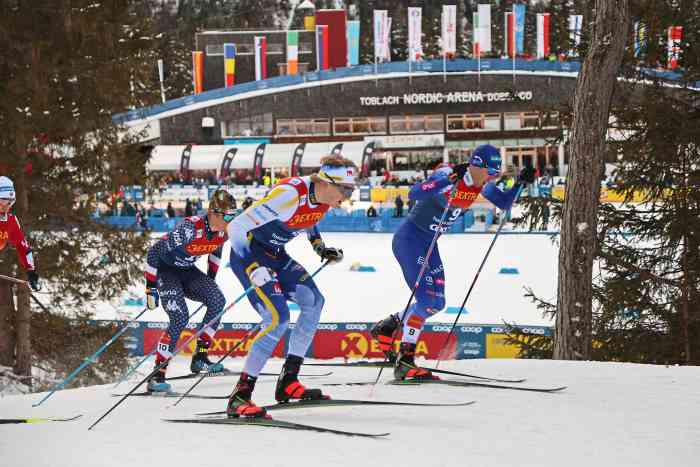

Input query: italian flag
[287,31,298,75]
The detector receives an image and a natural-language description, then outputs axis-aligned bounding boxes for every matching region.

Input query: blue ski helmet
[469,145,502,176]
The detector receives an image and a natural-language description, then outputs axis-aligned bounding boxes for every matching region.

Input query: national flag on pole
[441,5,457,57]
[408,7,422,61]
[347,20,360,66]
[316,24,329,71]
[514,4,526,55]
[505,12,514,57]
[287,31,298,75]
[537,13,550,59]
[473,12,480,57]
[667,26,683,70]
[224,43,236,86]
[477,4,492,52]
[254,36,267,80]
[569,14,583,56]
[192,51,204,94]
[633,21,648,58]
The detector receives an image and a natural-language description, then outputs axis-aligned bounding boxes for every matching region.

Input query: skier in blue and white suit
[371,144,534,380]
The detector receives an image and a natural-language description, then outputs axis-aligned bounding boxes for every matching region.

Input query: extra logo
[186,243,219,254]
[288,212,323,226]
[341,332,369,357]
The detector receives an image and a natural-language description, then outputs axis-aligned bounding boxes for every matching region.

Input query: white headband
[317,165,356,185]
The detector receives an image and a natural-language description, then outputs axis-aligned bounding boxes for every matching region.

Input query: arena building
[117,58,584,183]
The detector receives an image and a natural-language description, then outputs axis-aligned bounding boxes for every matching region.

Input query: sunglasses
[330,180,354,198]
[212,210,236,222]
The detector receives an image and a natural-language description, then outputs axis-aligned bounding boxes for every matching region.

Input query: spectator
[185,198,193,217]
[166,202,176,218]
[394,195,404,218]
[366,204,378,218]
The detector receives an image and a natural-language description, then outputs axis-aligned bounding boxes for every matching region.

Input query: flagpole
[512,10,516,86]
[443,52,447,83]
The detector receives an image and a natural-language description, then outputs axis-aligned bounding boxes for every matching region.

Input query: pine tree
[0,0,157,386]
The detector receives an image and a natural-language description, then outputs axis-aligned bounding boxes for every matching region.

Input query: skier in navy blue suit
[371,144,534,380]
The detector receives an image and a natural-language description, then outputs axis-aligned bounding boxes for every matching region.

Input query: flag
[287,31,298,75]
[408,6,422,61]
[473,12,480,57]
[505,12,514,57]
[224,43,236,86]
[441,5,457,57]
[477,4,492,52]
[254,36,267,80]
[537,13,550,59]
[384,17,392,60]
[316,25,329,70]
[374,10,388,61]
[633,21,648,58]
[667,26,683,70]
[569,14,583,56]
[192,51,203,94]
[514,4,526,55]
[347,20,360,66]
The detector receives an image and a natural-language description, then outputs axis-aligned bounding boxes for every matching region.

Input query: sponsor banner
[103,321,552,359]
[407,7,422,61]
[359,90,533,106]
[441,5,457,56]
[254,36,267,80]
[192,51,204,94]
[477,4,492,52]
[514,4,526,55]
[537,13,550,59]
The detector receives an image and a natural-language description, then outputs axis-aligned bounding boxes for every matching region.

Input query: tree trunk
[0,283,16,368]
[554,0,630,360]
[12,168,32,384]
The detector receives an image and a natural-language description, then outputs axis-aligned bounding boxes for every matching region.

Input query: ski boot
[275,355,328,403]
[370,314,400,363]
[394,342,436,381]
[147,366,173,393]
[226,373,266,418]
[190,339,224,374]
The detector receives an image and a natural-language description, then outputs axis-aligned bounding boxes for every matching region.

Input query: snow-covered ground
[2,357,699,466]
[96,232,559,327]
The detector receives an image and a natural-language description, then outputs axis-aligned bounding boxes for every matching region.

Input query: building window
[267,43,283,55]
[389,114,443,134]
[299,41,313,54]
[541,111,560,128]
[504,112,541,130]
[447,114,501,132]
[334,116,387,135]
[276,118,330,136]
[206,44,223,56]
[222,113,273,137]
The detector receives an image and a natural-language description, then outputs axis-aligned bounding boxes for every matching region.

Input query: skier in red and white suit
[0,176,41,291]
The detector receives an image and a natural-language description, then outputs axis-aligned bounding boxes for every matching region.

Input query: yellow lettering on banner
[179,331,197,354]
[415,341,428,355]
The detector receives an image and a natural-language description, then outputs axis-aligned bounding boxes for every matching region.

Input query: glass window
[504,113,522,130]
[299,42,313,54]
[541,111,560,128]
[275,118,330,136]
[523,112,540,129]
[334,118,352,135]
[484,114,501,130]
[222,114,273,138]
[389,115,442,134]
[277,119,293,135]
[267,43,283,55]
[205,44,223,56]
[447,114,501,132]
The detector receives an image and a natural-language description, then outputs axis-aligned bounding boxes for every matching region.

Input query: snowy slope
[1,357,698,467]
[95,232,559,327]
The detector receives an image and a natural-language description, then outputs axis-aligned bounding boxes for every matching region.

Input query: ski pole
[171,260,331,407]
[89,284,257,430]
[371,184,459,388]
[112,303,205,388]
[33,307,149,407]
[435,185,524,366]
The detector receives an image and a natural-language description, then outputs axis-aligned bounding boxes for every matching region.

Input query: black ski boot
[226,372,266,418]
[190,339,224,374]
[370,314,400,363]
[394,342,436,381]
[275,355,328,403]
